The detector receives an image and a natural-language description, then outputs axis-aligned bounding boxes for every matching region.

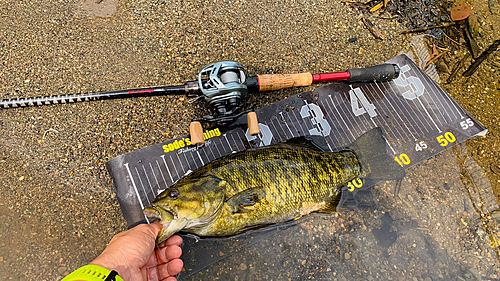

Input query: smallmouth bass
[144,128,404,244]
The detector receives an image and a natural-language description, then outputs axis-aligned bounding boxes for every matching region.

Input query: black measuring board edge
[106,54,487,228]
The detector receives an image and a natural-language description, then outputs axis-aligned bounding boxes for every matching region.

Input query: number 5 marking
[393,65,425,100]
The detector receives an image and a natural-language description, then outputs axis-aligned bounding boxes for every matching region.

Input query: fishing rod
[1,61,400,143]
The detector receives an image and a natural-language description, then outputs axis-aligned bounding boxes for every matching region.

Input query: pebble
[57,266,67,275]
[238,263,247,271]
[345,253,351,260]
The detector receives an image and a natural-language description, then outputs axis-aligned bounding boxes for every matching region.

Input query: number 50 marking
[437,132,456,147]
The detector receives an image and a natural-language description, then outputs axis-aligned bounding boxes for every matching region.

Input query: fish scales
[186,146,361,236]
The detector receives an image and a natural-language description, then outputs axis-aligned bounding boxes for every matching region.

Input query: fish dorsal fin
[226,186,266,214]
[282,136,329,152]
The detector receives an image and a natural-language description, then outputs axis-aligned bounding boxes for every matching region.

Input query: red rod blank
[312,71,351,84]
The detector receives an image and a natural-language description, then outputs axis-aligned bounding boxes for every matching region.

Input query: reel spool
[198,61,247,118]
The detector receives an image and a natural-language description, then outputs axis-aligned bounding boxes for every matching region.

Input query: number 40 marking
[350,87,377,118]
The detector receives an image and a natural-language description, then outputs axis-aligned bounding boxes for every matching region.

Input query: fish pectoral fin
[226,186,266,214]
[317,194,341,214]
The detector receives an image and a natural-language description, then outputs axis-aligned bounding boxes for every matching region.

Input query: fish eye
[168,190,179,199]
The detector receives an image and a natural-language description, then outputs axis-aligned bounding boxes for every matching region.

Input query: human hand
[90,223,183,281]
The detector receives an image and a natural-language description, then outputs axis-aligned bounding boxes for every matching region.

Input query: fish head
[143,175,226,244]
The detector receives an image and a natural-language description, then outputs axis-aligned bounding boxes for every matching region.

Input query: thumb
[147,222,163,237]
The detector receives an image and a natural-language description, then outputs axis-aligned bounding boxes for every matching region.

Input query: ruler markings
[196,150,205,166]
[388,81,434,132]
[135,166,151,205]
[204,142,217,162]
[200,145,211,165]
[273,116,287,142]
[169,155,180,181]
[279,112,295,138]
[160,155,175,184]
[367,83,408,142]
[420,70,463,120]
[285,110,300,137]
[290,106,307,136]
[345,85,372,136]
[148,163,162,194]
[124,163,146,210]
[142,165,155,197]
[368,83,408,141]
[379,82,421,138]
[304,101,334,151]
[185,151,196,171]
[318,99,343,147]
[417,97,442,133]
[210,139,222,159]
[223,134,235,153]
[234,130,248,149]
[175,153,186,175]
[375,82,417,140]
[366,84,404,140]
[329,94,356,141]
[156,160,169,189]
[191,149,201,168]
[407,67,450,124]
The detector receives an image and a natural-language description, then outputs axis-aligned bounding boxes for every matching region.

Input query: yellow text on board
[163,128,221,153]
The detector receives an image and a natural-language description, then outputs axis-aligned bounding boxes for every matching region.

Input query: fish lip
[144,205,178,222]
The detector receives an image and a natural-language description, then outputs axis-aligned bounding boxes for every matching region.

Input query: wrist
[90,257,128,281]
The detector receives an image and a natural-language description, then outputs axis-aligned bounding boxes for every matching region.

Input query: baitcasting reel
[197,61,248,122]
[190,61,259,145]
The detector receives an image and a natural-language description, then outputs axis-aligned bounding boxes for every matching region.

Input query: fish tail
[348,128,405,180]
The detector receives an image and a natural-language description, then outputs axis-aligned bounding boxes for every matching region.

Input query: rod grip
[257,73,313,92]
[348,64,400,83]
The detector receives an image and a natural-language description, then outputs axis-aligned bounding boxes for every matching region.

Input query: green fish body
[144,128,404,244]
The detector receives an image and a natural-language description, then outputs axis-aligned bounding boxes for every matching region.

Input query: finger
[157,244,182,264]
[157,259,184,280]
[158,235,183,247]
[145,252,159,268]
[156,245,182,264]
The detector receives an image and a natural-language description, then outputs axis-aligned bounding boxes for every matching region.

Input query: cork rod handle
[257,73,313,92]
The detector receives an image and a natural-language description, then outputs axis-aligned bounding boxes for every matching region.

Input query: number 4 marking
[350,87,377,118]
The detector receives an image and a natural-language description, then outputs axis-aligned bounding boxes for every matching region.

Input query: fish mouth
[143,205,176,223]
[143,205,186,244]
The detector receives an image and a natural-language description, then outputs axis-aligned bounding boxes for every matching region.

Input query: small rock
[238,263,247,271]
[58,266,67,275]
[301,259,307,265]
[0,256,3,262]
[345,252,351,260]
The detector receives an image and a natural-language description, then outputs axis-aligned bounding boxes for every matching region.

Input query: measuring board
[106,54,487,228]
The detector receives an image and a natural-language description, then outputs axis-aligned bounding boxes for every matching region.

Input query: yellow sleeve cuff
[61,264,124,281]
